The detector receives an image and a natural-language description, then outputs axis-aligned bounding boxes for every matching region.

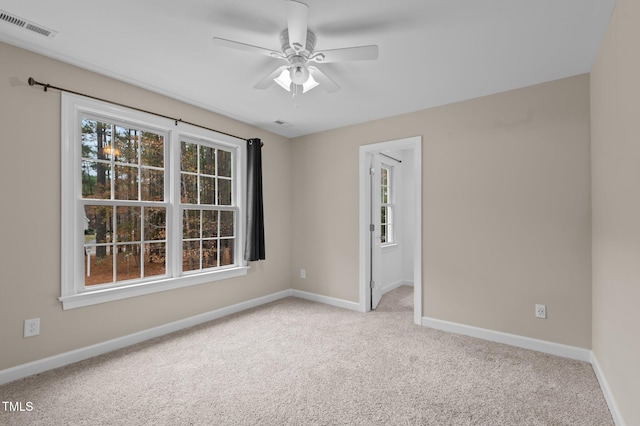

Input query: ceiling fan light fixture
[274,68,319,93]
[290,65,309,85]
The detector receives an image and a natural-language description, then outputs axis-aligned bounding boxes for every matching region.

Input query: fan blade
[213,37,285,59]
[254,65,288,90]
[311,45,379,63]
[286,0,309,52]
[308,66,340,93]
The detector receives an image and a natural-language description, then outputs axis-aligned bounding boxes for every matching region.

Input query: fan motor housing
[280,29,316,58]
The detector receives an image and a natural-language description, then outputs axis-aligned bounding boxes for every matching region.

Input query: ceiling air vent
[0,10,58,38]
[274,120,293,128]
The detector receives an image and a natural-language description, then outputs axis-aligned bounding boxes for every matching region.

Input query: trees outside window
[61,93,247,309]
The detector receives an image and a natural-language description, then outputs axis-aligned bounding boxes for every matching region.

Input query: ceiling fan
[212,0,379,95]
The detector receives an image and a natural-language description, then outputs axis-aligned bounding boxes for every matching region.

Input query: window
[380,164,394,245]
[61,94,247,309]
[180,139,236,272]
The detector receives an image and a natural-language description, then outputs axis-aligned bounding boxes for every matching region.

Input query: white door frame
[358,136,422,324]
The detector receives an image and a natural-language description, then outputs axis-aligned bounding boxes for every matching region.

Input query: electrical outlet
[24,318,40,337]
[300,269,306,279]
[535,304,546,319]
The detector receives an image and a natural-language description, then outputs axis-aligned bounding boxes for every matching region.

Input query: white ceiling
[0,0,615,138]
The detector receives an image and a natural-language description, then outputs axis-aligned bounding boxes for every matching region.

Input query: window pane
[115,165,139,200]
[141,168,164,201]
[141,133,164,167]
[84,246,113,286]
[381,186,388,204]
[181,174,198,203]
[82,161,111,199]
[220,239,234,266]
[202,210,218,238]
[183,209,201,239]
[182,240,200,272]
[217,149,232,177]
[381,206,387,224]
[200,146,216,175]
[144,242,166,278]
[116,244,141,281]
[220,211,234,237]
[81,119,99,160]
[202,240,218,269]
[114,126,138,164]
[381,225,387,243]
[144,207,166,241]
[85,205,113,244]
[381,168,388,186]
[82,119,112,161]
[181,141,198,172]
[116,206,141,242]
[200,176,216,205]
[218,178,232,205]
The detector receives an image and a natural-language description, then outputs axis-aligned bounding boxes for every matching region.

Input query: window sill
[381,243,399,250]
[59,266,249,310]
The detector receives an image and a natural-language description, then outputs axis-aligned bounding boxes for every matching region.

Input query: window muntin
[61,93,248,309]
[380,165,394,245]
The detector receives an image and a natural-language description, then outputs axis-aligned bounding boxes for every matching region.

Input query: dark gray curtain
[245,138,265,261]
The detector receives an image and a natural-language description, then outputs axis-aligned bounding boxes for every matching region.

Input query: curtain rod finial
[28,77,36,86]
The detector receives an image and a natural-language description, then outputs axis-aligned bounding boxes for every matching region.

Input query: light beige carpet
[0,286,613,425]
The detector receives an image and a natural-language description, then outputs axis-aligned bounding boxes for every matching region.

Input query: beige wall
[591,0,640,423]
[0,42,292,371]
[292,75,592,348]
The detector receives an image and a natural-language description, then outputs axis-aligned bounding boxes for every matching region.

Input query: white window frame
[60,93,248,310]
[381,163,396,247]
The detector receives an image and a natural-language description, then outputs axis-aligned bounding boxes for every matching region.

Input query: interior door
[370,154,383,309]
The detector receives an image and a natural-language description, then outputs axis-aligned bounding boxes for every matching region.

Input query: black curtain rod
[27,77,248,142]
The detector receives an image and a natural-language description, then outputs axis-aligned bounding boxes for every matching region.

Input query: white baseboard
[0,289,293,385]
[291,289,362,312]
[421,316,591,362]
[591,353,626,426]
[381,280,413,295]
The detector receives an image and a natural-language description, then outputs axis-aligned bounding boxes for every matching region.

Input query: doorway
[358,136,422,324]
